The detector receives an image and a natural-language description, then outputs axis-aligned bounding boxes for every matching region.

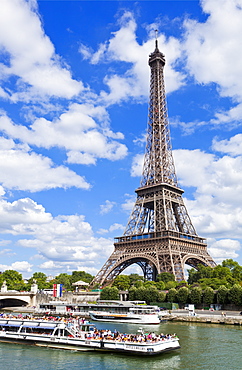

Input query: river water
[0,321,241,370]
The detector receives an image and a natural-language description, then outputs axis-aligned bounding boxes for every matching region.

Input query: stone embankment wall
[170,314,242,326]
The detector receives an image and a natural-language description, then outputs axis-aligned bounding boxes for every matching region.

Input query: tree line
[100,259,242,307]
[1,259,242,307]
[0,270,93,292]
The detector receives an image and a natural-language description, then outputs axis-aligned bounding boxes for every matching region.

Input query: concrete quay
[168,310,242,326]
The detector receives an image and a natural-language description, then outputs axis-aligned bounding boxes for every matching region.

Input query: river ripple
[0,321,241,370]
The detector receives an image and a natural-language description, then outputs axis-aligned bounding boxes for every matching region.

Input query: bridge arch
[101,254,159,286]
[182,254,215,270]
[0,298,29,309]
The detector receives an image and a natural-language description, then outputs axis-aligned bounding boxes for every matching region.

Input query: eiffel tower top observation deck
[91,38,216,287]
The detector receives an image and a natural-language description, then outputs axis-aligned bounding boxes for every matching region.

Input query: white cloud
[212,134,242,156]
[0,0,83,100]
[173,148,242,253]
[0,137,90,192]
[17,214,114,266]
[0,261,33,273]
[100,200,116,215]
[130,153,144,177]
[0,197,52,234]
[121,194,136,213]
[82,11,185,104]
[184,0,242,127]
[0,105,128,165]
[208,238,240,263]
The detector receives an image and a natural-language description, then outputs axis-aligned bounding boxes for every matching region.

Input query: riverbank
[168,310,242,326]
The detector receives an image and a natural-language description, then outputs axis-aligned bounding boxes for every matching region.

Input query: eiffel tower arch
[91,38,216,287]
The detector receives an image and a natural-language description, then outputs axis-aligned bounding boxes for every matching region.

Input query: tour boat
[89,306,161,324]
[0,316,180,355]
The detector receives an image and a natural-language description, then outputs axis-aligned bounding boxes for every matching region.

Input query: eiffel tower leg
[137,261,157,281]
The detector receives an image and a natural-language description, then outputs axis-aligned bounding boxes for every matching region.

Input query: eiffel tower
[91,38,216,287]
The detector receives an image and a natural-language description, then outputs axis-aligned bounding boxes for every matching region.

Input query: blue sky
[0,0,242,278]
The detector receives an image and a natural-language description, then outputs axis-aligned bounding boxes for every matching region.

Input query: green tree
[212,265,232,280]
[129,274,143,286]
[158,291,166,302]
[0,270,25,291]
[222,259,240,270]
[128,286,137,301]
[190,286,202,305]
[156,272,175,283]
[217,285,228,305]
[228,284,242,306]
[176,286,189,305]
[71,271,93,284]
[113,275,130,290]
[134,280,144,288]
[27,272,50,291]
[135,287,146,301]
[100,286,119,300]
[143,286,159,304]
[165,281,177,290]
[203,287,214,306]
[188,264,213,284]
[167,288,177,303]
[156,281,165,290]
[54,273,72,291]
[143,281,156,288]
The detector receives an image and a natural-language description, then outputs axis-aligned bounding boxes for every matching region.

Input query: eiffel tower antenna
[91,37,216,287]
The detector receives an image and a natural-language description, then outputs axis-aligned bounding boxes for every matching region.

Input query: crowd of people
[0,313,178,343]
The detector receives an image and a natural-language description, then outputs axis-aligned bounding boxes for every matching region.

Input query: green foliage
[128,286,137,301]
[156,272,175,283]
[217,285,229,304]
[158,291,166,302]
[165,281,177,290]
[113,275,130,290]
[71,271,93,284]
[53,273,72,291]
[143,286,159,304]
[100,286,119,300]
[27,272,51,291]
[228,284,242,306]
[129,274,143,286]
[176,286,189,305]
[190,286,202,304]
[0,270,25,291]
[203,287,214,305]
[155,281,165,290]
[167,288,177,303]
[134,280,144,288]
[143,281,156,288]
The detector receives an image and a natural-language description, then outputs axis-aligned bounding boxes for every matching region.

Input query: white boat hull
[0,330,180,355]
[89,311,160,324]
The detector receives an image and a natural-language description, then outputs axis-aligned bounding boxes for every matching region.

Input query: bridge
[0,281,38,309]
[0,292,37,308]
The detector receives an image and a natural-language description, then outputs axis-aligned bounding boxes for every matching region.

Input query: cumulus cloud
[184,0,242,127]
[100,200,116,215]
[0,261,33,273]
[173,148,242,251]
[0,105,128,166]
[17,214,114,272]
[130,153,144,177]
[212,134,242,156]
[0,194,115,275]
[0,137,90,192]
[0,0,83,100]
[81,11,185,104]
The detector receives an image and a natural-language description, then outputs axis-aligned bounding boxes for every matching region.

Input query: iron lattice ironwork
[91,40,216,287]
